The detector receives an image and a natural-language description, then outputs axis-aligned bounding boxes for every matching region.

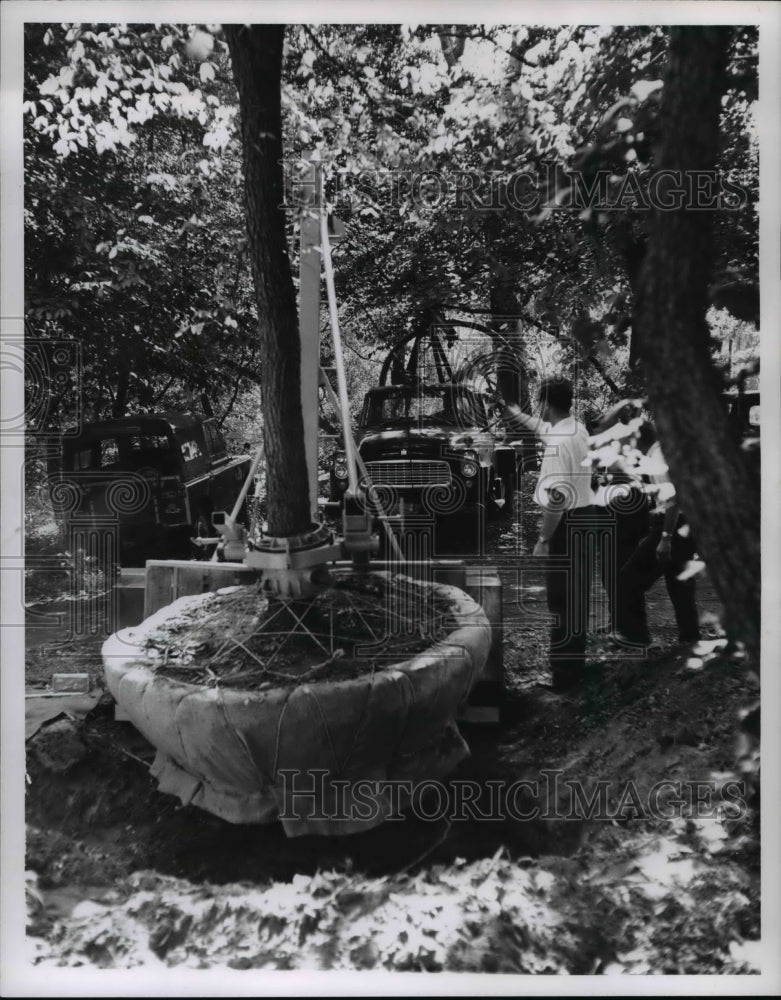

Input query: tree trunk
[633,27,760,658]
[484,214,531,409]
[225,24,311,537]
[435,27,531,412]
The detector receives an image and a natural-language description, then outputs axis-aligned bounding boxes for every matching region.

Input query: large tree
[633,26,760,657]
[224,24,311,538]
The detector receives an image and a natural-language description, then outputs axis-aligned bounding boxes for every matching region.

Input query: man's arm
[534,508,563,557]
[502,403,547,440]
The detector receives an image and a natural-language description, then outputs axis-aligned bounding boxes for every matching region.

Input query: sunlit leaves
[24,21,757,422]
[27,23,238,160]
[24,22,256,419]
[185,29,214,62]
[631,79,663,102]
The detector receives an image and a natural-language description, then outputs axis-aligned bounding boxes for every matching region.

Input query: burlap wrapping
[102,576,490,835]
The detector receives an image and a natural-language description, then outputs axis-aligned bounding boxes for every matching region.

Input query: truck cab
[56,413,252,564]
[329,383,519,544]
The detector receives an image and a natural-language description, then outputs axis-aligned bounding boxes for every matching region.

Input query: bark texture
[483,214,532,410]
[633,27,760,656]
[225,24,311,537]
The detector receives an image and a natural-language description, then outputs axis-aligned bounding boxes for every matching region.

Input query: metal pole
[299,155,322,521]
[226,443,265,529]
[319,370,406,563]
[320,195,359,494]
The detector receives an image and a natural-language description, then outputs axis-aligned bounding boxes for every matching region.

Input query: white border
[2,1,780,996]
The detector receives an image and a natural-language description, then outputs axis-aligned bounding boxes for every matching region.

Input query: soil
[21,477,761,973]
[143,573,460,690]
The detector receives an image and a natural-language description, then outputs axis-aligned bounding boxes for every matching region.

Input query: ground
[21,479,761,973]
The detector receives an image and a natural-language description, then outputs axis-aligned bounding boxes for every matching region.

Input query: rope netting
[142,573,459,692]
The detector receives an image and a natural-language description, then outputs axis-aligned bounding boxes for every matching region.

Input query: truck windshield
[65,432,174,472]
[364,388,488,428]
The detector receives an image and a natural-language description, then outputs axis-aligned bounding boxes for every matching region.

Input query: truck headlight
[460,448,478,478]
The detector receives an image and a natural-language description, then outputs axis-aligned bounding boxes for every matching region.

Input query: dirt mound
[28,834,759,973]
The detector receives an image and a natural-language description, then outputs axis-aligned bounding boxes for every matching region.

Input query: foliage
[24,24,258,424]
[29,827,759,972]
[25,23,758,426]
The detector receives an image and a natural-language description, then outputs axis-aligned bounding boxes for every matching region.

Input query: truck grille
[362,460,451,488]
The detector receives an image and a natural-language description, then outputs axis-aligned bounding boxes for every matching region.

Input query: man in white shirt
[503,377,597,691]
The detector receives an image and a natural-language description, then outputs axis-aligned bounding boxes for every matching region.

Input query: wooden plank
[144,564,174,619]
[172,565,207,599]
[144,561,260,617]
[464,566,503,688]
[114,567,148,629]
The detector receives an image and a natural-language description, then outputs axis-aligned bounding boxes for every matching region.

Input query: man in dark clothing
[616,429,701,646]
[590,401,652,638]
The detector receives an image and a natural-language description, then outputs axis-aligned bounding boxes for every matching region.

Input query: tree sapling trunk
[225,23,312,538]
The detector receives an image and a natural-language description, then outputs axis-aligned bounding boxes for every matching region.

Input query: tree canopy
[24,21,760,643]
[25,22,758,427]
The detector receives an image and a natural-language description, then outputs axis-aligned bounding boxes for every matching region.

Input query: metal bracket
[242,524,340,595]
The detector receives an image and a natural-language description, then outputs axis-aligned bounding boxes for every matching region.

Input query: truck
[328,382,526,552]
[54,412,252,565]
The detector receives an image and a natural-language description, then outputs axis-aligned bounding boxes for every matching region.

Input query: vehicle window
[367,389,449,424]
[117,433,175,471]
[203,419,227,460]
[100,438,120,467]
[416,393,450,420]
[365,388,488,427]
[455,391,488,426]
[122,434,170,452]
[68,434,176,471]
[180,439,203,463]
[71,447,96,470]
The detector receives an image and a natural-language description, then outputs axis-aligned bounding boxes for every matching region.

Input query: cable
[320,174,360,494]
